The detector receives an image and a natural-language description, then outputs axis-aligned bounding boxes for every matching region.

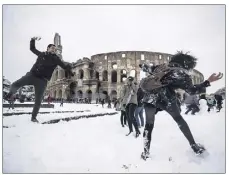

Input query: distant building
[3,76,11,96]
[45,33,205,102]
[3,77,35,100]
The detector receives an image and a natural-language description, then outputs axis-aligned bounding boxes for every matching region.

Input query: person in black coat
[4,37,74,122]
[184,94,200,115]
[101,99,105,108]
[139,51,223,160]
[107,99,112,108]
[60,98,64,107]
[135,87,145,128]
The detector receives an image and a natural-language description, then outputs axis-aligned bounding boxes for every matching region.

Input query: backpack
[139,64,185,93]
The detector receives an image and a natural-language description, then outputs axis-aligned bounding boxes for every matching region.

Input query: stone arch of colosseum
[129,69,136,78]
[110,90,117,101]
[95,71,99,80]
[69,81,77,97]
[58,89,62,99]
[99,90,108,100]
[86,89,93,99]
[54,90,57,98]
[120,69,127,82]
[77,90,83,98]
[102,70,108,81]
[111,70,117,83]
[78,69,84,79]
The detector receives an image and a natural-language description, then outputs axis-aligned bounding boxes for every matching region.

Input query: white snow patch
[3,103,225,173]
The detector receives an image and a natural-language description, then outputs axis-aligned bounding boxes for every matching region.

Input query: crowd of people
[183,93,223,115]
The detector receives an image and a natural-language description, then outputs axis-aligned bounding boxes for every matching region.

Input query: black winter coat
[142,63,210,109]
[30,39,73,80]
[137,88,145,107]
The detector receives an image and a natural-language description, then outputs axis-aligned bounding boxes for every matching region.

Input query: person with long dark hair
[139,51,223,160]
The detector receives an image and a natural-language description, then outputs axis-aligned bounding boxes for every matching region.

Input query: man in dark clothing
[60,98,64,107]
[4,37,74,122]
[135,87,145,127]
[107,99,112,108]
[214,94,223,112]
[8,94,16,110]
[184,94,200,115]
[101,99,105,108]
[114,99,118,109]
[139,51,223,160]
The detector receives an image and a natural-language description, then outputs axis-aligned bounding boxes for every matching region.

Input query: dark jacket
[184,94,199,105]
[137,87,145,107]
[30,39,73,80]
[142,63,210,109]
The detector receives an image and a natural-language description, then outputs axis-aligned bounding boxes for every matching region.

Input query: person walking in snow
[47,95,51,104]
[121,76,141,137]
[120,99,127,127]
[139,51,223,160]
[4,36,74,122]
[101,99,105,108]
[107,99,112,108]
[184,94,200,115]
[60,98,64,107]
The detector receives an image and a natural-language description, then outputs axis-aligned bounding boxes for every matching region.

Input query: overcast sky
[3,5,225,93]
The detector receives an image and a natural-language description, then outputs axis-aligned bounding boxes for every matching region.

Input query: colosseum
[45,33,204,102]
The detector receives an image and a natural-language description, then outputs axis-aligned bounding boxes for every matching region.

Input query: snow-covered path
[3,103,225,173]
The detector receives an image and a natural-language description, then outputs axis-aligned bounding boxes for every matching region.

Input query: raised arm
[168,71,223,95]
[30,37,42,56]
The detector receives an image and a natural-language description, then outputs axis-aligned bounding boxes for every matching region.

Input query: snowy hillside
[3,103,225,173]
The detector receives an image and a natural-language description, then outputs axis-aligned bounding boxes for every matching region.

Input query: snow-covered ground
[3,103,225,173]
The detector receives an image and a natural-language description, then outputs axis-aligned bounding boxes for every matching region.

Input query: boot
[191,143,205,155]
[31,117,39,123]
[141,151,150,160]
[135,130,141,138]
[126,131,133,136]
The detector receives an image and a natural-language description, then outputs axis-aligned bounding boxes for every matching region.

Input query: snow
[3,103,225,173]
